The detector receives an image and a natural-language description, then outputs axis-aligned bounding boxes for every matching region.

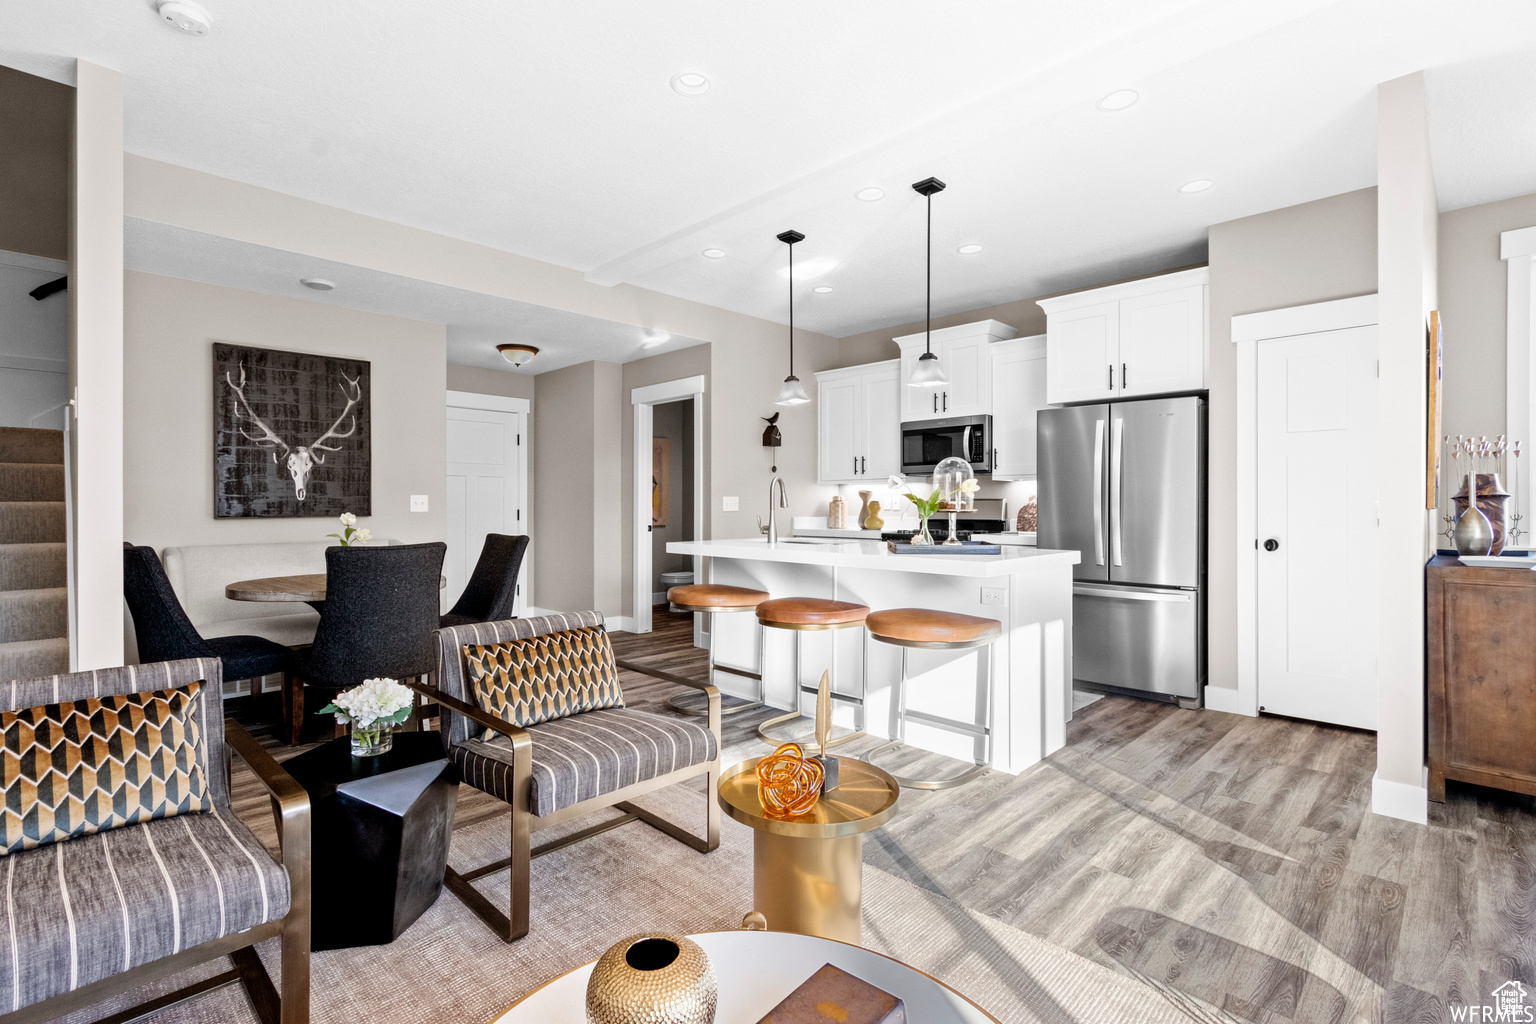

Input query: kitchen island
[666,538,1080,775]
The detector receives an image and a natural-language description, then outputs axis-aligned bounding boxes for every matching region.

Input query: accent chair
[0,658,309,1024]
[410,612,720,942]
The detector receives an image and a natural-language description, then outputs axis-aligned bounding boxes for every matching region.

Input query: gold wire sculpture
[756,742,824,817]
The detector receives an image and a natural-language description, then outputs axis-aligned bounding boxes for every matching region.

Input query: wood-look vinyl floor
[229,609,1536,1024]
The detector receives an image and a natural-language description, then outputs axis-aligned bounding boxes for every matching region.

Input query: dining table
[226,573,446,611]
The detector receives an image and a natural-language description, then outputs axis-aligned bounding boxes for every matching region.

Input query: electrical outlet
[410,494,429,512]
[723,496,739,512]
[980,586,1007,606]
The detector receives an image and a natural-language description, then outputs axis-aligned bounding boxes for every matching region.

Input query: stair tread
[0,543,68,591]
[0,588,68,644]
[0,464,65,502]
[0,428,64,466]
[0,637,70,682]
[0,502,66,544]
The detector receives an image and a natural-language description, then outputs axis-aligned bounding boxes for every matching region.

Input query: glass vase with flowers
[316,677,415,756]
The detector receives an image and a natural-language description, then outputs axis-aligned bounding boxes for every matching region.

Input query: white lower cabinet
[816,360,900,485]
[990,335,1047,479]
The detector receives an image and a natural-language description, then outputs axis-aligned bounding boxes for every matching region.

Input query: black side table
[281,732,460,951]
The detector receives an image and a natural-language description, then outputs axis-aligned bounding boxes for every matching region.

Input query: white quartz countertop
[667,538,1079,577]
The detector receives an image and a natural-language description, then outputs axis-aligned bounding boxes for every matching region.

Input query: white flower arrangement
[326,512,370,546]
[317,677,415,729]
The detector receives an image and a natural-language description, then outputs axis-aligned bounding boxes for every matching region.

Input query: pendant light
[907,176,950,388]
[774,229,810,405]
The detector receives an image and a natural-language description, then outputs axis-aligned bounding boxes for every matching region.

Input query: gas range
[880,518,1008,545]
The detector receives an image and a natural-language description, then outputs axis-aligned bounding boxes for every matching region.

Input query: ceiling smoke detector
[299,278,335,291]
[156,1,211,35]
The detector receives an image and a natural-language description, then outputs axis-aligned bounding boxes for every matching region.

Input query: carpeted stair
[0,427,68,680]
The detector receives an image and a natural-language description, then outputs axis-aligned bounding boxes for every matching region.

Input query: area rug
[52,774,1208,1024]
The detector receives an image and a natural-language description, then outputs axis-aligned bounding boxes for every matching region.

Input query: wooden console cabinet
[1426,555,1536,800]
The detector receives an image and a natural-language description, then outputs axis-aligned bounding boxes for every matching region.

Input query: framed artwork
[652,438,670,527]
[213,342,371,518]
[1427,310,1443,509]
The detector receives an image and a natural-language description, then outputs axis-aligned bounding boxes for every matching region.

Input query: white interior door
[1256,325,1377,729]
[446,405,526,615]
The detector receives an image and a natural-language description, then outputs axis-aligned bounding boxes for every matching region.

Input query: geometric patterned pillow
[0,681,213,855]
[462,625,625,739]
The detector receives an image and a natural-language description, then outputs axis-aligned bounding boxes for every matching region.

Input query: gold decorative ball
[585,933,717,1024]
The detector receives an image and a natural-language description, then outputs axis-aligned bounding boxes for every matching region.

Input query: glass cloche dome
[933,456,976,512]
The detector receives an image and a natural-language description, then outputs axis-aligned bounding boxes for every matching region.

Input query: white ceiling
[123,218,708,375]
[6,0,1536,342]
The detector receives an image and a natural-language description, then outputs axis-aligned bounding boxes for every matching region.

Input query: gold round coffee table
[717,756,899,945]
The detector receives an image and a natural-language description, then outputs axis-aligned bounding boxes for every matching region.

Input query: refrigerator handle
[1110,417,1125,567]
[1092,418,1105,565]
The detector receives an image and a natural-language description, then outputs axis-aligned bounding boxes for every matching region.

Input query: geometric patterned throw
[463,625,625,738]
[0,682,212,855]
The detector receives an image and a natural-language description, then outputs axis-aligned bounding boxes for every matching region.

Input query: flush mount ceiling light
[1096,89,1139,111]
[641,328,671,347]
[907,176,950,389]
[855,187,885,202]
[814,285,833,294]
[773,229,810,406]
[497,343,539,366]
[156,0,211,35]
[299,278,335,291]
[671,72,710,96]
[958,244,983,254]
[1179,179,1214,193]
[701,247,726,259]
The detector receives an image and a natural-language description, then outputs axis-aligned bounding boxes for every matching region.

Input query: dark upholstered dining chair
[0,658,310,1024]
[407,612,720,943]
[124,544,296,685]
[285,542,446,744]
[439,533,529,628]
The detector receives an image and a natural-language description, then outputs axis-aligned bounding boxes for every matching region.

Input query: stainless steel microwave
[900,415,993,476]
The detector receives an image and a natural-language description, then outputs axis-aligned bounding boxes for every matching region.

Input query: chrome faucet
[757,475,789,544]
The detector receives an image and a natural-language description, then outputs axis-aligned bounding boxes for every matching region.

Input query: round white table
[490,930,998,1023]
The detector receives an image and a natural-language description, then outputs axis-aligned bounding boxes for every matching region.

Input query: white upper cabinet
[990,335,1047,479]
[1038,268,1208,405]
[815,360,900,485]
[893,320,1016,421]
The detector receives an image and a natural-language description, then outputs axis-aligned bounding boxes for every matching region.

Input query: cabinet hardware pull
[1108,365,1114,391]
[853,456,858,475]
[861,456,866,474]
[1123,362,1128,390]
[933,393,938,414]
[943,392,948,412]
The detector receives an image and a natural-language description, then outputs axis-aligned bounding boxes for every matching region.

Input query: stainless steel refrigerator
[1037,396,1205,705]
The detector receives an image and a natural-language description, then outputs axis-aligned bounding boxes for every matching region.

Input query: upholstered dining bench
[407,612,720,942]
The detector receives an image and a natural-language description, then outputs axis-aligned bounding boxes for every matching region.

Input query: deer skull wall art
[212,342,372,518]
[225,365,362,501]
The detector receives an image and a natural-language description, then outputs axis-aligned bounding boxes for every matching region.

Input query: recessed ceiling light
[1097,89,1139,112]
[814,286,833,294]
[641,328,671,346]
[701,248,726,259]
[1179,179,1214,193]
[855,188,885,202]
[957,244,983,254]
[671,72,710,96]
[497,344,539,366]
[156,0,211,35]
[299,278,335,291]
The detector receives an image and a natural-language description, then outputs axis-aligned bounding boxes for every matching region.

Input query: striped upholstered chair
[409,612,719,942]
[0,658,309,1024]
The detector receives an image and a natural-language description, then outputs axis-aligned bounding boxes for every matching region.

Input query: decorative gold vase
[584,933,717,1024]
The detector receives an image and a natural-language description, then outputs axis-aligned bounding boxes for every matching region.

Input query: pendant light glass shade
[909,351,948,387]
[775,228,809,406]
[775,374,810,405]
[907,176,949,388]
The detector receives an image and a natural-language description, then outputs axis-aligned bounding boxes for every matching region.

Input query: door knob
[1263,538,1279,552]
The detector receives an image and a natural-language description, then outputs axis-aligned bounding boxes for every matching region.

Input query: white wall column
[69,61,125,670]
[1372,71,1437,823]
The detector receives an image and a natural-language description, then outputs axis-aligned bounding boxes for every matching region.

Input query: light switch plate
[410,494,429,512]
[980,586,1007,606]
[723,496,739,512]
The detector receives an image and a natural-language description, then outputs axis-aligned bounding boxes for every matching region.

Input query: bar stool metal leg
[755,629,864,749]
[661,609,766,718]
[868,641,994,791]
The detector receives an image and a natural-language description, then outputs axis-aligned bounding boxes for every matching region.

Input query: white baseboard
[1371,771,1428,824]
[1202,685,1246,716]
[606,615,637,633]
[652,591,667,605]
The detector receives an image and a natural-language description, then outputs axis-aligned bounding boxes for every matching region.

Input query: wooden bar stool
[754,597,870,748]
[658,583,770,717]
[865,608,1002,790]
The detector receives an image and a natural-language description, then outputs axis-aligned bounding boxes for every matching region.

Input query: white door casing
[446,391,529,615]
[1254,325,1379,729]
